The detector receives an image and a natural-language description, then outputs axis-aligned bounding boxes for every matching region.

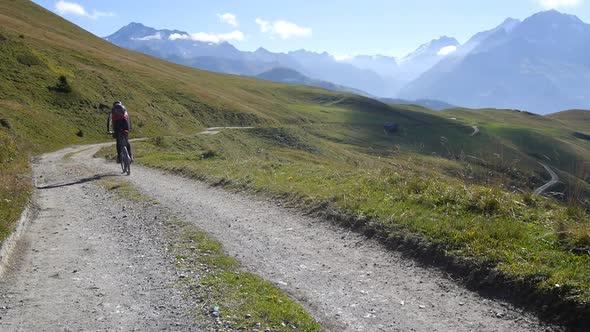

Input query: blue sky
[32,0,590,57]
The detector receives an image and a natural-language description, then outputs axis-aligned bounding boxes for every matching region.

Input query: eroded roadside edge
[0,201,34,277]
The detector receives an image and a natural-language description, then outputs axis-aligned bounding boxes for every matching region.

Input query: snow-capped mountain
[458,18,520,55]
[400,10,590,114]
[105,24,399,96]
[396,36,460,81]
[104,22,243,60]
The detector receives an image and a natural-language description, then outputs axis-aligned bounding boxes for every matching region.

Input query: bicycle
[109,130,131,175]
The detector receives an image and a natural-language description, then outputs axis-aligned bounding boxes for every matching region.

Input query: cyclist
[107,101,133,163]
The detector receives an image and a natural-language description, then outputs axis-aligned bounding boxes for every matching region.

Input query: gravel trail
[534,163,560,196]
[199,127,255,135]
[1,143,556,331]
[0,145,198,331]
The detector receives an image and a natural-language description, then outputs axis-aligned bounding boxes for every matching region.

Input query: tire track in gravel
[2,143,557,332]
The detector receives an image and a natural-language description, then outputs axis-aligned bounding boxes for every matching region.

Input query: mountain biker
[107,101,133,163]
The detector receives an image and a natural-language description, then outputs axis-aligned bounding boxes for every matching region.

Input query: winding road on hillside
[199,127,255,135]
[534,163,559,196]
[0,143,557,331]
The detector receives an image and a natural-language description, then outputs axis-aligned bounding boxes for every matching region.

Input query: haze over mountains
[400,10,590,114]
[104,22,455,97]
[105,10,590,114]
[255,67,370,96]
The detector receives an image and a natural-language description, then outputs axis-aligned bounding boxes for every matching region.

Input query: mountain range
[105,10,590,114]
[104,23,459,97]
[255,67,370,96]
[400,10,590,114]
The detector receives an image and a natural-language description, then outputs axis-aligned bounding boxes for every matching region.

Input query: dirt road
[199,127,254,135]
[534,163,559,196]
[0,145,197,331]
[0,143,555,331]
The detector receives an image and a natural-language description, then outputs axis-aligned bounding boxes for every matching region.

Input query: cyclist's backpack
[112,103,127,121]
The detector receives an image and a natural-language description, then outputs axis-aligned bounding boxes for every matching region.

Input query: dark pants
[116,132,132,162]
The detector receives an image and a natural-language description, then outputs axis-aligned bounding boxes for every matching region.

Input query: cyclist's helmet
[113,100,122,106]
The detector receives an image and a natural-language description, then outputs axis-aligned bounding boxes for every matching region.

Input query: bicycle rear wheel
[120,154,126,172]
[122,146,131,175]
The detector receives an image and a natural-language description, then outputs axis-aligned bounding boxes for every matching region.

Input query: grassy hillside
[442,108,590,205]
[0,0,481,239]
[548,109,590,133]
[0,128,30,241]
[2,0,590,327]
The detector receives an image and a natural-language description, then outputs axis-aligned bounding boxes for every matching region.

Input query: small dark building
[383,122,399,135]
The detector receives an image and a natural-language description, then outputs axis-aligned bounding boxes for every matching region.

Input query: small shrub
[151,136,165,147]
[200,149,216,159]
[406,177,428,194]
[429,185,462,207]
[466,190,502,215]
[0,119,10,129]
[49,75,72,93]
[556,218,590,254]
[566,205,585,219]
[572,227,590,250]
[522,192,537,207]
[76,129,84,138]
[17,53,42,66]
[481,195,501,214]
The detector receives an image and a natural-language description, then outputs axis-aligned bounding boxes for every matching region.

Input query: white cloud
[274,20,312,39]
[217,13,238,27]
[255,18,312,39]
[89,10,115,19]
[536,0,583,8]
[55,1,86,16]
[133,32,162,41]
[255,18,271,33]
[333,54,353,61]
[169,33,188,41]
[169,30,244,43]
[438,45,457,56]
[55,1,114,19]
